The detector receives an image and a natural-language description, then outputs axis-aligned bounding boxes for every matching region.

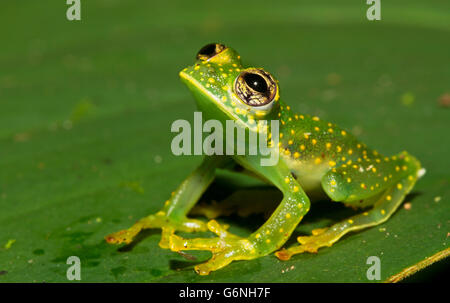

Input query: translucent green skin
[106,46,422,275]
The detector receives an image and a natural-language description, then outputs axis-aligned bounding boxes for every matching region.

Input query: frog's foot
[169,220,258,275]
[105,211,208,248]
[275,228,333,261]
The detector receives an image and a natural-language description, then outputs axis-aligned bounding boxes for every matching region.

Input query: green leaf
[0,0,449,282]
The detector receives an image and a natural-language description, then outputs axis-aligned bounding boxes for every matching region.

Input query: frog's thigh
[276,152,421,260]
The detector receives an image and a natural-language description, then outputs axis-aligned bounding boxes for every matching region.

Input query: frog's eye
[196,43,226,61]
[234,69,277,107]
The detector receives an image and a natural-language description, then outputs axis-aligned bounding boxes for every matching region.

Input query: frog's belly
[282,155,329,198]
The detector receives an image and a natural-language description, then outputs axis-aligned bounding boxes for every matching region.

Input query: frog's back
[276,102,381,194]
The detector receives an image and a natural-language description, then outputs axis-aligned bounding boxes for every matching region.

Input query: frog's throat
[179,70,248,129]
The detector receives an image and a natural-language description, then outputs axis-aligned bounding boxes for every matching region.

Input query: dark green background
[0,0,448,282]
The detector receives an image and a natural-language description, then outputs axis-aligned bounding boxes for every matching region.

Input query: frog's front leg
[276,151,422,260]
[169,159,311,275]
[105,156,228,248]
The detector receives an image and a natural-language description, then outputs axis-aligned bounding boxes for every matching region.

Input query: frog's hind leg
[105,156,228,248]
[276,151,423,261]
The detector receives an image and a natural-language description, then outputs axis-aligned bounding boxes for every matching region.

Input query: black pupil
[244,73,268,93]
[198,44,217,57]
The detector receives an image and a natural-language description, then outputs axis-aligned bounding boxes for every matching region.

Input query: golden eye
[196,43,226,61]
[234,68,277,106]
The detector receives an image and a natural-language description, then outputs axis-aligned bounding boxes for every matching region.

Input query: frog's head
[179,43,280,127]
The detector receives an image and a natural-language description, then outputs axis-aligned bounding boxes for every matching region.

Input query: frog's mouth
[179,70,221,104]
[179,70,245,125]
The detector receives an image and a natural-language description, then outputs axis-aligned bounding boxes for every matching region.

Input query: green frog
[106,43,423,275]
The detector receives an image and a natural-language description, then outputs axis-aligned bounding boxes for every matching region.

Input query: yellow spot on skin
[348,149,353,155]
[221,96,227,102]
[165,200,170,206]
[279,228,284,233]
[386,195,392,201]
[314,158,322,165]
[381,209,386,215]
[284,149,291,156]
[286,106,291,110]
[363,212,369,216]
[284,177,290,184]
[290,129,295,135]
[313,116,320,121]
[326,143,331,149]
[370,186,374,190]
[357,144,361,149]
[347,178,351,183]
[376,158,381,163]
[280,133,284,139]
[222,73,228,78]
[330,188,335,193]
[314,126,320,131]
[395,166,400,172]
[312,139,317,145]
[222,86,229,91]
[297,203,303,208]
[266,239,271,244]
[300,144,305,151]
[293,186,299,192]
[361,183,366,189]
[304,133,309,139]
[341,130,347,136]
[408,175,414,181]
[384,176,388,182]
[348,219,354,224]
[285,213,291,219]
[208,78,215,83]
[329,160,336,167]
[255,233,261,239]
[328,128,334,133]
[294,114,299,120]
[288,140,293,145]
[341,156,346,161]
[157,211,165,216]
[336,146,342,152]
[266,230,270,235]
[294,152,300,159]
[402,165,407,171]
[330,180,337,186]
[397,183,403,189]
[372,167,377,173]
[300,115,304,120]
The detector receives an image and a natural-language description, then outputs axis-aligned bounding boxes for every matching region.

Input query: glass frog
[106,43,424,275]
